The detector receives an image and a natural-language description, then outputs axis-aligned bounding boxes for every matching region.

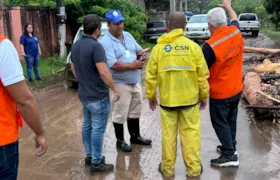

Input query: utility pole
[170,0,176,13]
[56,0,66,57]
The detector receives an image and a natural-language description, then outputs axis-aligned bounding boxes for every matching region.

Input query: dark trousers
[0,141,19,180]
[210,92,242,156]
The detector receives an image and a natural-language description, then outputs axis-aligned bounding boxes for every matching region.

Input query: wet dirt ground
[18,33,280,180]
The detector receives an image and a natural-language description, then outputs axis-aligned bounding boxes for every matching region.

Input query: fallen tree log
[244,47,280,55]
[250,59,280,73]
[257,91,280,104]
[243,72,273,105]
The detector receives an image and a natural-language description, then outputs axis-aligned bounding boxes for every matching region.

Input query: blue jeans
[210,92,242,156]
[25,54,40,80]
[81,96,110,165]
[0,141,19,180]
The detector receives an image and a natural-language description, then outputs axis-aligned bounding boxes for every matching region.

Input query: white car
[185,14,211,40]
[65,21,108,88]
[238,13,260,37]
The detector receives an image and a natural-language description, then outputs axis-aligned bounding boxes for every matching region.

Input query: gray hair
[207,7,227,28]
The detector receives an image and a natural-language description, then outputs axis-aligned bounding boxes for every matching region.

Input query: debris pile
[243,50,280,120]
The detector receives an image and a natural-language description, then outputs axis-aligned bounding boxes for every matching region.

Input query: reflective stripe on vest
[205,26,244,99]
[210,29,240,48]
[0,36,22,146]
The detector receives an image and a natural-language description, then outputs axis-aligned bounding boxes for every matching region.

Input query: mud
[243,33,280,72]
[18,33,280,180]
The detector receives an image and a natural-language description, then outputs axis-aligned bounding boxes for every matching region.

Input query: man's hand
[22,52,26,57]
[218,0,237,22]
[132,59,145,69]
[218,0,232,9]
[199,100,207,110]
[35,134,48,157]
[139,52,147,61]
[113,89,120,102]
[149,99,158,111]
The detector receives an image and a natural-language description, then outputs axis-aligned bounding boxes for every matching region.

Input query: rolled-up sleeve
[100,38,117,68]
[0,40,25,86]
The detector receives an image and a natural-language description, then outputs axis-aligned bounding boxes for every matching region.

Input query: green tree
[207,0,269,26]
[4,0,147,40]
[264,0,280,29]
[208,0,263,14]
[188,0,212,14]
[72,0,147,40]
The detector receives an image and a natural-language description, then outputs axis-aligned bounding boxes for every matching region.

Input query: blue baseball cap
[105,10,124,24]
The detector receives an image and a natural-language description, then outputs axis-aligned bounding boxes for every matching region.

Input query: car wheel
[251,31,255,37]
[64,66,77,89]
[255,31,259,37]
[252,31,259,37]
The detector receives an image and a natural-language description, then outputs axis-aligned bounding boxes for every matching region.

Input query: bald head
[168,12,186,30]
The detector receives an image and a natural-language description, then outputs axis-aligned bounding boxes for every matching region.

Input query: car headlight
[203,28,209,31]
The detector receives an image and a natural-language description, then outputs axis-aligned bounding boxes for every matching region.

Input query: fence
[0,6,73,59]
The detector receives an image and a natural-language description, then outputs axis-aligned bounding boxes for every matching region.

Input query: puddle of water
[16,33,280,180]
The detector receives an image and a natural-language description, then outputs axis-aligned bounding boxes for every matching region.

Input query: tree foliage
[188,0,212,14]
[264,0,280,29]
[208,0,264,14]
[4,0,56,6]
[208,0,269,26]
[77,0,147,41]
[4,0,147,41]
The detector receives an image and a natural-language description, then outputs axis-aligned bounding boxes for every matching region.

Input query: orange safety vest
[0,35,23,146]
[205,25,244,99]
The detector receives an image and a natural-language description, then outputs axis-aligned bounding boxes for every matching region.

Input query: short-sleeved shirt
[0,39,25,86]
[100,31,143,84]
[20,34,39,56]
[71,35,108,102]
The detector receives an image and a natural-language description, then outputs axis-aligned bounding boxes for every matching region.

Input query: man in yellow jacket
[145,12,210,177]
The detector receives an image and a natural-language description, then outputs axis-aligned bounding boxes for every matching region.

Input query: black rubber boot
[113,123,132,152]
[127,119,152,145]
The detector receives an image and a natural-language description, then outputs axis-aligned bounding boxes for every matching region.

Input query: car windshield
[239,14,257,21]
[75,29,108,41]
[147,22,164,28]
[188,16,207,23]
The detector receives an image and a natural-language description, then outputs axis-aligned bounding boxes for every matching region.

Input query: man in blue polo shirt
[100,10,152,152]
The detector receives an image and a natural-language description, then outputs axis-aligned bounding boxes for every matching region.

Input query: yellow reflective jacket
[145,29,210,107]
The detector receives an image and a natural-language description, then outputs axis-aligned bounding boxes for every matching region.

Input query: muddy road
[18,33,280,180]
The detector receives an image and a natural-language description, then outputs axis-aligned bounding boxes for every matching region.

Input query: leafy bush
[67,0,147,41]
[4,0,147,40]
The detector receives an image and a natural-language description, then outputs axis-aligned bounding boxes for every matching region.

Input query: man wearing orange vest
[0,2,48,179]
[203,0,244,167]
